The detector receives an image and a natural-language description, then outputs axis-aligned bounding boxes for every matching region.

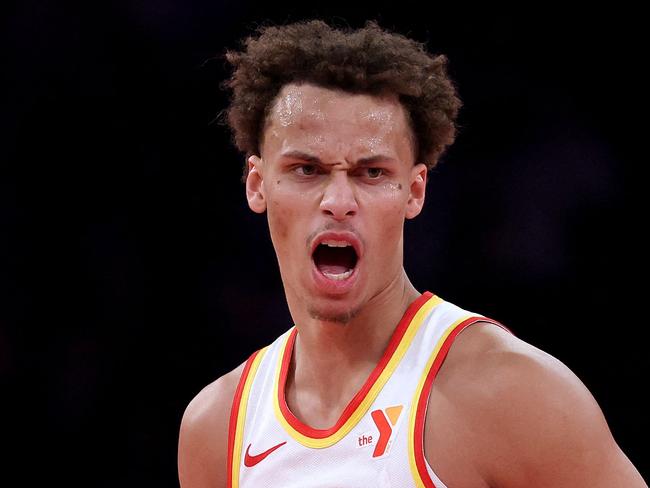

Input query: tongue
[318,263,350,275]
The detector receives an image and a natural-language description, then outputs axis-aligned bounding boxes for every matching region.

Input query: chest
[229,296,504,487]
[238,391,419,487]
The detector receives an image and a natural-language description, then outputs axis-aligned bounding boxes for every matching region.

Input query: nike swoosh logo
[244,441,287,467]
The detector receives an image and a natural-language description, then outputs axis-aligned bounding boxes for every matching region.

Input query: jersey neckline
[273,290,441,447]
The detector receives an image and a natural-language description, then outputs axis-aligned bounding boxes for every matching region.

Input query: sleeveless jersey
[227,291,511,487]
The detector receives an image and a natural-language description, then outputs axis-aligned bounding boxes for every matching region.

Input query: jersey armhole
[409,316,510,488]
[226,349,265,488]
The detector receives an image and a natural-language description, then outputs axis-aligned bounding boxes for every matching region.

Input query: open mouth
[312,240,359,281]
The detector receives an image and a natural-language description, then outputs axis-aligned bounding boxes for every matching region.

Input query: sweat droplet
[383,182,402,192]
[275,87,304,127]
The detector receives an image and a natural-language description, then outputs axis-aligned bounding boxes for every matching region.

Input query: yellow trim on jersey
[407,314,478,487]
[231,346,269,488]
[273,294,444,448]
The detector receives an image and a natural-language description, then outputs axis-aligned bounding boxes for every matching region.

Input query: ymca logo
[357,405,404,458]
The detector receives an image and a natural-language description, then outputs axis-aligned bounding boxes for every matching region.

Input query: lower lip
[311,260,360,295]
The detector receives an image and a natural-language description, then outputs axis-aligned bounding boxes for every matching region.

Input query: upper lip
[310,230,363,261]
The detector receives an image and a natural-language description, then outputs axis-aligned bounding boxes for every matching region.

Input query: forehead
[261,82,414,161]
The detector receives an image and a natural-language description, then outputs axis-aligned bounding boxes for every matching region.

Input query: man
[178,20,646,487]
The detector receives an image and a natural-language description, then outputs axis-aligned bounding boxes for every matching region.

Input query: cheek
[266,182,308,246]
[267,198,291,244]
[380,206,406,241]
[359,185,409,248]
[361,181,409,220]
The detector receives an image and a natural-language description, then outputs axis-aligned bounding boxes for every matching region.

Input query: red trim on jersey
[277,291,434,439]
[413,317,511,487]
[227,349,261,488]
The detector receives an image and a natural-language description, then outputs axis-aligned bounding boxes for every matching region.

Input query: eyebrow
[280,150,397,166]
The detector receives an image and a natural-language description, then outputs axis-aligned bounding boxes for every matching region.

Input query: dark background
[2,1,646,485]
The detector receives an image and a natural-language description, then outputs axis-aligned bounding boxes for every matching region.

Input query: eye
[366,167,384,179]
[294,164,318,176]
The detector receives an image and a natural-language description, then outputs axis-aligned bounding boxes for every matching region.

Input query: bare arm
[481,333,646,487]
[177,362,246,488]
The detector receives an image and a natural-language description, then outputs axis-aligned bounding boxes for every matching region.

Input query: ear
[246,155,267,213]
[405,163,427,219]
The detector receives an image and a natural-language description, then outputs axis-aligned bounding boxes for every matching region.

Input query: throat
[284,332,376,429]
[285,363,372,430]
[285,388,347,430]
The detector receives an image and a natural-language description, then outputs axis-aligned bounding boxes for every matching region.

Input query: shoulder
[177,359,248,488]
[429,321,646,487]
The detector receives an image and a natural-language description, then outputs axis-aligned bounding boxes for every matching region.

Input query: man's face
[246,82,427,323]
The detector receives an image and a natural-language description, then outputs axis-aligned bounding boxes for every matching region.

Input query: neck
[285,271,421,410]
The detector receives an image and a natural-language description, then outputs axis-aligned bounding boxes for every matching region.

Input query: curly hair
[221,19,463,179]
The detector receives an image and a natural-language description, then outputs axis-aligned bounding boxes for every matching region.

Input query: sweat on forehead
[261,82,416,157]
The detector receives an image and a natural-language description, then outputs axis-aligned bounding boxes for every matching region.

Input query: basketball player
[178,20,646,487]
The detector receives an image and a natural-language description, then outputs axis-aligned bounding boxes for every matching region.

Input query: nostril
[321,208,356,219]
[320,195,359,218]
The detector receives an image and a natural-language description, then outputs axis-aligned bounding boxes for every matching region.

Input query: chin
[304,290,366,324]
[306,303,361,325]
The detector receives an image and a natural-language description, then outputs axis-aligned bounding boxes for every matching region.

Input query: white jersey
[227,291,510,487]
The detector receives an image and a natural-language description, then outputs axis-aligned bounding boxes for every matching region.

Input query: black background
[2,1,646,485]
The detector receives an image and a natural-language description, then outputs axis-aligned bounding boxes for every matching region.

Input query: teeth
[321,240,351,248]
[322,269,354,280]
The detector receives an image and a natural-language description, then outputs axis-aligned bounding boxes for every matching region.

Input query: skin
[178,82,647,487]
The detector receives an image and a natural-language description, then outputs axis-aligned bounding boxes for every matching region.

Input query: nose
[319,171,358,220]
